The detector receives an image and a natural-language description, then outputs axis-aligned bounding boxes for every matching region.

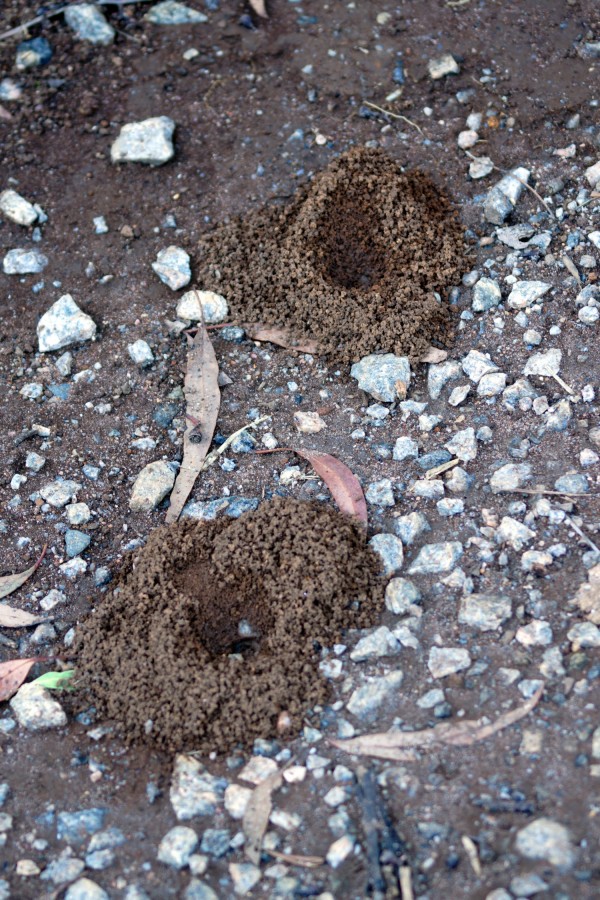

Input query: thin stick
[201,415,270,471]
[461,835,482,876]
[565,515,600,555]
[561,254,582,286]
[0,0,155,43]
[425,458,459,480]
[399,866,414,900]
[464,150,553,216]
[550,372,574,396]
[363,101,425,137]
[500,487,595,498]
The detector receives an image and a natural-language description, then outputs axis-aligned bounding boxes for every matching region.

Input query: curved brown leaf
[296,450,368,525]
[330,685,544,760]
[166,317,221,523]
[243,768,283,865]
[249,0,268,18]
[0,657,37,702]
[243,323,320,355]
[0,544,47,600]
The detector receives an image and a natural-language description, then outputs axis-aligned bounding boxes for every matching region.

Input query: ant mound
[196,146,467,366]
[74,499,385,754]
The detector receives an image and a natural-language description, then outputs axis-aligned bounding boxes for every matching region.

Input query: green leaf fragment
[31,669,76,690]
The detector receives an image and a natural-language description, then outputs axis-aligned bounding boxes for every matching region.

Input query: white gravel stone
[224,785,252,820]
[128,339,155,367]
[477,372,506,397]
[437,497,463,517]
[347,670,403,718]
[3,247,48,274]
[523,348,562,377]
[458,594,512,631]
[385,577,421,614]
[368,533,403,575]
[584,160,600,188]
[129,461,176,512]
[111,116,175,166]
[59,557,88,581]
[472,277,501,312]
[350,626,401,662]
[25,451,45,472]
[490,462,531,494]
[145,1,208,24]
[294,411,327,434]
[392,436,419,461]
[37,294,97,352]
[495,516,536,551]
[66,502,91,526]
[579,306,599,325]
[516,620,553,647]
[65,879,110,900]
[457,129,478,149]
[40,589,66,611]
[229,862,261,895]
[445,426,477,462]
[521,550,553,572]
[448,383,471,406]
[158,826,198,869]
[239,756,278,785]
[462,349,498,383]
[40,479,82,508]
[507,281,551,309]
[408,541,463,575]
[64,4,115,44]
[350,354,411,402]
[366,479,395,508]
[170,755,224,820]
[177,289,228,324]
[428,647,471,678]
[428,53,459,79]
[0,189,39,225]
[427,360,461,399]
[469,156,494,179]
[152,246,191,290]
[10,683,67,730]
[567,621,600,649]
[394,511,430,545]
[515,818,575,868]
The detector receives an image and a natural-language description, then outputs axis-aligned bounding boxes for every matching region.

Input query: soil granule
[197,146,468,365]
[74,499,385,754]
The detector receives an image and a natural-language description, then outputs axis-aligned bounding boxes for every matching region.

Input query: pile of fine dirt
[196,146,468,365]
[74,499,385,754]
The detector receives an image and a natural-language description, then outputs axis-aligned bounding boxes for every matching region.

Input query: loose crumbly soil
[74,499,384,753]
[1,0,600,898]
[197,146,467,365]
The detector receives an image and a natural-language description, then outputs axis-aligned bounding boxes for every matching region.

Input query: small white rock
[111,116,175,166]
[428,53,460,79]
[129,461,176,512]
[3,248,48,275]
[37,294,97,353]
[427,647,471,678]
[176,289,229,324]
[293,411,327,434]
[128,339,155,367]
[10,683,67,731]
[152,246,191,290]
[0,189,39,226]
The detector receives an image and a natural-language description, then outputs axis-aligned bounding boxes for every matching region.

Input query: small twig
[550,371,574,396]
[399,867,414,900]
[561,254,582,286]
[464,150,553,216]
[461,835,482,877]
[363,101,425,137]
[500,487,594,498]
[201,415,270,470]
[0,0,155,43]
[565,515,600,555]
[447,0,471,6]
[425,458,460,480]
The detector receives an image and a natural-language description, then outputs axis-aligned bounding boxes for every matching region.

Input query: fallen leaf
[166,315,221,523]
[296,450,368,524]
[243,322,320,355]
[329,686,544,760]
[0,605,45,628]
[268,849,324,868]
[243,768,283,865]
[31,670,75,690]
[249,0,268,17]
[0,544,47,601]
[0,104,12,121]
[0,657,37,702]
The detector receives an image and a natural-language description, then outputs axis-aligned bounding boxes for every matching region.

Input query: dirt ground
[1,0,600,898]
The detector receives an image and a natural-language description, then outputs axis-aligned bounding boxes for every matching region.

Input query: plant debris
[243,768,283,865]
[0,544,47,601]
[0,657,37,702]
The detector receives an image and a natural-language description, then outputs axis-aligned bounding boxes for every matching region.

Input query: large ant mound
[74,499,385,754]
[196,146,467,365]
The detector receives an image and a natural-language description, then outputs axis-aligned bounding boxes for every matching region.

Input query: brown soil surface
[197,146,468,364]
[74,499,384,753]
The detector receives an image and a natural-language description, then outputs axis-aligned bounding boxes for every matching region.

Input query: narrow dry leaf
[243,322,320,355]
[0,544,47,601]
[0,657,37,702]
[249,0,268,18]
[400,866,414,900]
[295,450,368,525]
[461,835,482,876]
[330,686,543,760]
[166,316,221,523]
[0,605,45,628]
[0,104,12,121]
[268,849,324,868]
[243,768,283,865]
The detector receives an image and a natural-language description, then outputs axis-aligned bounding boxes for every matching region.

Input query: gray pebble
[158,826,198,869]
[37,294,97,352]
[385,578,421,614]
[65,877,110,900]
[458,594,512,631]
[350,353,411,402]
[472,277,501,312]
[408,541,463,575]
[152,246,191,291]
[3,247,48,274]
[393,511,430,545]
[65,529,91,558]
[368,532,403,574]
[111,116,176,166]
[515,818,575,868]
[64,4,115,44]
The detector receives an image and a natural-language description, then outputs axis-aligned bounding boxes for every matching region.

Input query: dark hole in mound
[196,146,469,365]
[73,499,385,754]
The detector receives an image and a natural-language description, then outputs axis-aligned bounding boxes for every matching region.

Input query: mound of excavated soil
[197,146,467,365]
[74,499,385,754]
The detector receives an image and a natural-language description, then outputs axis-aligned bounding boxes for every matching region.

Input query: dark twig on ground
[356,765,408,899]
